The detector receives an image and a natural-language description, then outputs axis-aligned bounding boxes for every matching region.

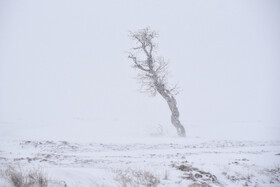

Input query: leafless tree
[128,27,186,137]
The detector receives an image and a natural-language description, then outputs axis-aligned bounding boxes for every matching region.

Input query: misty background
[0,0,279,141]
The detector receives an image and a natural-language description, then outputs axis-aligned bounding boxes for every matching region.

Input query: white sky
[0,0,279,140]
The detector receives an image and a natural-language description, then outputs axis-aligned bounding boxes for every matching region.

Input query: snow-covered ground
[0,136,279,186]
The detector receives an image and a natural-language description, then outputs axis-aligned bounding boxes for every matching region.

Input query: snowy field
[0,133,279,187]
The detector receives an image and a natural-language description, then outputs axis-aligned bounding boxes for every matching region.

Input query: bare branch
[128,54,150,72]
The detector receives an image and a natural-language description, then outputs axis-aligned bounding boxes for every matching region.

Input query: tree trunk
[156,85,186,137]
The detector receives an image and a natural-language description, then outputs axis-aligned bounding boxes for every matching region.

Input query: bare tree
[128,27,186,137]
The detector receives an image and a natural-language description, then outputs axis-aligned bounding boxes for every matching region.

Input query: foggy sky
[0,0,279,139]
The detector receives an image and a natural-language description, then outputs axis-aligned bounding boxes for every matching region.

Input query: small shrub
[150,124,165,137]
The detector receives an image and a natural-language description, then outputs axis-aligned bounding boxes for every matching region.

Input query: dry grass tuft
[1,165,68,187]
[3,165,48,187]
[115,168,160,187]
